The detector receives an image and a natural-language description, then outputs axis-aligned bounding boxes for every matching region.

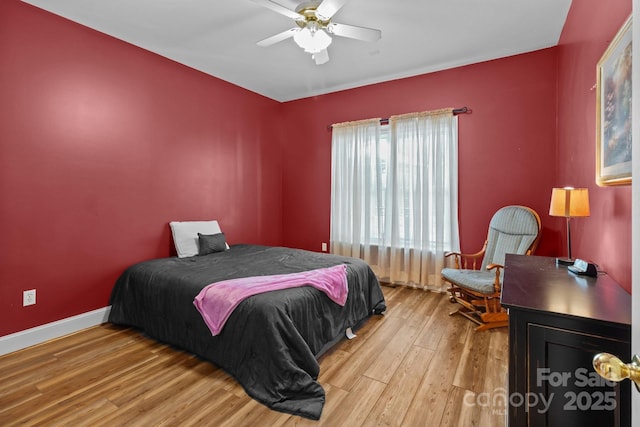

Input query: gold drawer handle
[593,353,640,392]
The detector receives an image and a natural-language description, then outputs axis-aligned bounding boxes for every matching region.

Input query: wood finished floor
[0,286,508,426]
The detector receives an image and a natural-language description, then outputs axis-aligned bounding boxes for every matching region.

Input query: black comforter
[108,244,386,419]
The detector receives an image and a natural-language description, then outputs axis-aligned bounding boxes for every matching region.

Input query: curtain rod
[328,106,471,130]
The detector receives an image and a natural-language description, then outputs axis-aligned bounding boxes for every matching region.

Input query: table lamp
[549,187,590,265]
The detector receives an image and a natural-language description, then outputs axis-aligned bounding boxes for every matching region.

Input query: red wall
[2,0,633,338]
[556,0,632,292]
[0,1,283,336]
[280,49,559,260]
[279,0,634,293]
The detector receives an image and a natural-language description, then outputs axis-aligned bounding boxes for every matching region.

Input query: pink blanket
[193,264,348,336]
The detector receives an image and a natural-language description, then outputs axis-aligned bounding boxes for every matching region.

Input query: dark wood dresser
[501,254,631,427]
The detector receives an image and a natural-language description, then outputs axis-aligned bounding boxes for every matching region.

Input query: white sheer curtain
[330,109,460,291]
[330,118,383,262]
[381,109,460,290]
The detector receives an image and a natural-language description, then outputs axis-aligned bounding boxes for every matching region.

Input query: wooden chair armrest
[444,251,462,269]
[445,241,488,270]
[486,263,504,293]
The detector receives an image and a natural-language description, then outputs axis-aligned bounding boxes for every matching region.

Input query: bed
[108,243,386,420]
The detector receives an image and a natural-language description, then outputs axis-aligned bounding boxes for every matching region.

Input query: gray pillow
[198,232,228,255]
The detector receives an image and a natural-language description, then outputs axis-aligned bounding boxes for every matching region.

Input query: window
[330,110,459,289]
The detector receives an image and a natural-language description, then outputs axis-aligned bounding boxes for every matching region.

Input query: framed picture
[596,16,632,186]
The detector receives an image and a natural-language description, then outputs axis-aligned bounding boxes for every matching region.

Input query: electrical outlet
[321,242,328,252]
[23,289,36,306]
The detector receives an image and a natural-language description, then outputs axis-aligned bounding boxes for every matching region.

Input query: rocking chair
[441,205,541,331]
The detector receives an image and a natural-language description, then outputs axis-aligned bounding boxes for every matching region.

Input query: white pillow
[170,220,224,258]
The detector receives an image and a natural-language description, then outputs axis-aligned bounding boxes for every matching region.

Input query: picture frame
[596,16,632,186]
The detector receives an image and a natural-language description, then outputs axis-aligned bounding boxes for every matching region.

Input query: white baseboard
[0,306,111,356]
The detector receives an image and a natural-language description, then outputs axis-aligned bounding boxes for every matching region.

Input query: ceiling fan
[251,0,382,65]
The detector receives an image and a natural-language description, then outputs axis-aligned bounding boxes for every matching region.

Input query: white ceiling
[21,0,572,102]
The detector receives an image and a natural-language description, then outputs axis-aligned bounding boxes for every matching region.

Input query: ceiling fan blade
[313,49,329,65]
[316,0,349,19]
[328,22,381,42]
[250,0,301,20]
[256,28,298,47]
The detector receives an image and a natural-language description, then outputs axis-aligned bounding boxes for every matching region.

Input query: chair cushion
[441,268,502,294]
[482,206,539,269]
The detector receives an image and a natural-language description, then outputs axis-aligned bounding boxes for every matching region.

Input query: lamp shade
[549,187,590,218]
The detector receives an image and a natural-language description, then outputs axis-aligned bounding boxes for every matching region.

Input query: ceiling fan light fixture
[293,27,332,54]
[254,0,382,65]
